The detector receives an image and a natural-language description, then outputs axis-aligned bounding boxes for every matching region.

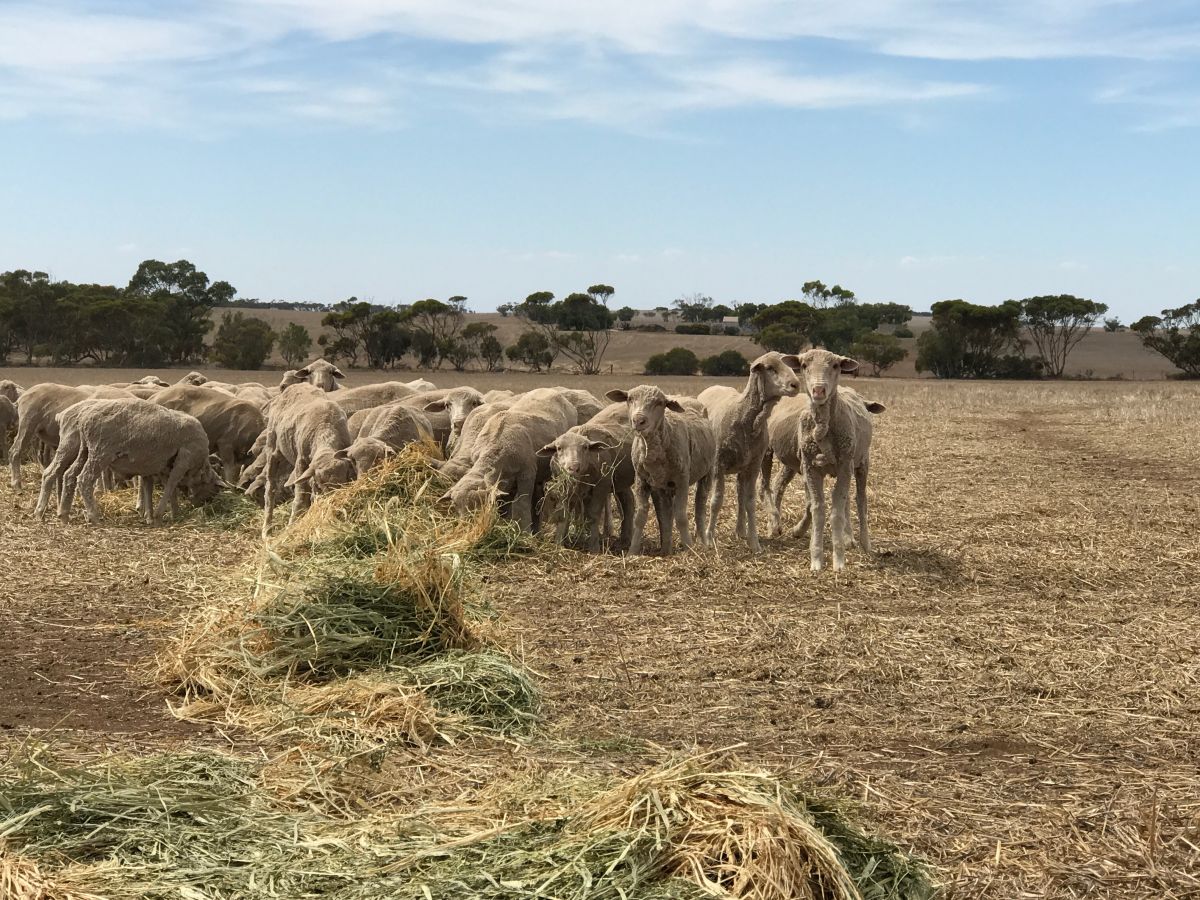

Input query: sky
[1,1,1198,320]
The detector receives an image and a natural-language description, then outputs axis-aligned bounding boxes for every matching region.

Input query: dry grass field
[1,376,1198,898]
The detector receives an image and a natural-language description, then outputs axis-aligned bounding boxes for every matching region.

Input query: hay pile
[155,448,541,752]
[0,748,934,900]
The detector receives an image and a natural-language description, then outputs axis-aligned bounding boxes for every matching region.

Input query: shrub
[723,325,740,336]
[506,331,553,371]
[700,350,750,377]
[675,323,712,336]
[1131,300,1200,377]
[209,311,276,370]
[645,347,700,376]
[892,325,913,338]
[850,332,907,377]
[278,322,313,367]
[635,323,666,333]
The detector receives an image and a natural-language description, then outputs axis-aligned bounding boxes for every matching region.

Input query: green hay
[394,650,541,735]
[183,488,262,529]
[806,801,939,900]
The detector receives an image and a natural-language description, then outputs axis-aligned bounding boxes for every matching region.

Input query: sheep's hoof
[810,560,823,573]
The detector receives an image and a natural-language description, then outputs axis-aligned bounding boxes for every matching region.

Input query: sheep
[151,384,267,482]
[179,371,208,386]
[200,380,239,396]
[260,384,356,536]
[233,382,273,408]
[38,398,223,524]
[0,396,16,464]
[332,382,417,415]
[431,399,515,480]
[8,384,135,490]
[345,403,434,473]
[482,389,515,403]
[412,387,486,447]
[0,379,23,403]
[604,386,716,556]
[439,389,576,531]
[556,388,605,424]
[536,402,635,552]
[762,349,885,572]
[292,358,345,391]
[405,378,436,392]
[697,352,801,552]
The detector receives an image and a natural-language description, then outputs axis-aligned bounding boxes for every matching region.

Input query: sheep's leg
[287,469,310,527]
[655,490,675,556]
[830,468,852,571]
[585,486,610,553]
[140,477,154,525]
[35,441,74,520]
[805,468,826,572]
[767,465,795,538]
[76,456,105,524]
[9,418,37,490]
[675,485,694,552]
[738,468,761,553]
[629,481,651,555]
[156,457,191,524]
[512,472,535,532]
[219,446,240,486]
[703,471,722,547]
[615,486,635,552]
[262,452,282,539]
[58,444,89,521]
[856,463,871,554]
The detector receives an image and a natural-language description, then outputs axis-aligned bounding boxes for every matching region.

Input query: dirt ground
[1,378,1198,897]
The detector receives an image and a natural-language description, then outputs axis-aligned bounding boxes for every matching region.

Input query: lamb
[439,389,575,531]
[0,379,23,403]
[345,403,434,473]
[333,382,417,415]
[762,349,885,572]
[151,384,267,482]
[38,399,223,524]
[536,402,635,552]
[260,384,356,536]
[0,396,16,464]
[8,384,135,489]
[697,352,800,552]
[604,386,716,556]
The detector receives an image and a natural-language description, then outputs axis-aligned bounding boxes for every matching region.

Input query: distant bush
[722,325,740,336]
[892,325,914,338]
[850,332,907,377]
[700,349,749,377]
[674,323,711,336]
[645,347,700,376]
[634,323,667,333]
[209,311,276,370]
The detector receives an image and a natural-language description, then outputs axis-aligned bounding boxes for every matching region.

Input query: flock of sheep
[1,348,884,571]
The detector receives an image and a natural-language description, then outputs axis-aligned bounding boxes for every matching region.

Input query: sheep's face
[181,372,208,386]
[537,431,606,480]
[442,472,497,513]
[347,438,392,474]
[313,450,356,490]
[0,380,21,403]
[186,462,225,504]
[605,387,684,436]
[784,349,858,407]
[294,359,345,392]
[426,388,485,435]
[751,352,802,400]
[136,375,169,388]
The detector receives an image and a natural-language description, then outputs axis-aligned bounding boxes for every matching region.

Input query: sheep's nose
[634,416,647,428]
[812,384,827,399]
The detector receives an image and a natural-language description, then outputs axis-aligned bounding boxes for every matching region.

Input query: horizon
[2,1,1198,321]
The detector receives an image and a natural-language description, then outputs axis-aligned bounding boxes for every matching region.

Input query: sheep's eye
[800,363,807,369]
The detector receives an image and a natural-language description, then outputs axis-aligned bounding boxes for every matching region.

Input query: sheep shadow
[866,543,966,582]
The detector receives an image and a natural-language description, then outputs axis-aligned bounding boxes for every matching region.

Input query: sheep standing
[605,386,716,556]
[411,387,486,448]
[283,359,345,392]
[432,399,516,481]
[0,396,16,464]
[151,384,267,483]
[439,389,575,531]
[38,399,222,524]
[697,352,800,552]
[764,350,885,572]
[537,402,635,552]
[345,403,435,473]
[333,382,417,415]
[8,384,134,489]
[260,384,355,536]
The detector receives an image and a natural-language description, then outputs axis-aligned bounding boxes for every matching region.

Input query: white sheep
[537,401,635,552]
[0,379,24,403]
[345,403,434,473]
[763,349,885,572]
[285,359,345,392]
[604,386,716,556]
[260,384,356,535]
[405,378,436,392]
[151,384,267,483]
[38,398,223,524]
[439,388,575,531]
[333,382,417,415]
[413,387,487,448]
[431,399,515,481]
[697,352,801,552]
[0,396,16,464]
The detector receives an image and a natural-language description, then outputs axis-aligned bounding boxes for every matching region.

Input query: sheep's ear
[865,401,886,414]
[664,399,686,412]
[587,440,611,452]
[294,367,310,378]
[751,360,765,372]
[332,366,346,379]
[780,354,802,370]
[839,357,859,374]
[536,443,557,458]
[424,400,448,412]
[284,462,317,488]
[604,389,628,403]
[333,448,351,460]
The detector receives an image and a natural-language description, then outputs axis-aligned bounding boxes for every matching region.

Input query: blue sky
[1,2,1198,320]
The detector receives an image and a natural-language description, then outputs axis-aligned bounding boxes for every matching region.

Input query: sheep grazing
[697,352,800,552]
[763,349,885,572]
[0,396,16,464]
[345,403,434,473]
[151,384,267,483]
[37,399,223,524]
[481,389,515,403]
[413,387,487,447]
[260,384,356,535]
[605,386,716,556]
[333,382,417,415]
[431,399,515,481]
[537,401,635,552]
[8,384,134,490]
[439,389,575,530]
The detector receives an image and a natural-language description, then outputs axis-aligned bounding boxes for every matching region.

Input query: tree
[1103,317,1124,333]
[615,306,636,330]
[673,293,715,323]
[279,322,313,367]
[445,321,498,371]
[507,331,554,371]
[126,259,234,364]
[657,307,671,323]
[320,299,372,367]
[362,309,412,369]
[1131,300,1200,377]
[1020,294,1109,377]
[756,324,806,354]
[209,311,277,370]
[915,299,1029,378]
[700,349,750,376]
[405,298,466,368]
[587,284,615,307]
[735,302,766,327]
[851,332,908,377]
[802,280,855,309]
[645,347,699,376]
[480,334,504,371]
[751,301,819,353]
[497,302,517,317]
